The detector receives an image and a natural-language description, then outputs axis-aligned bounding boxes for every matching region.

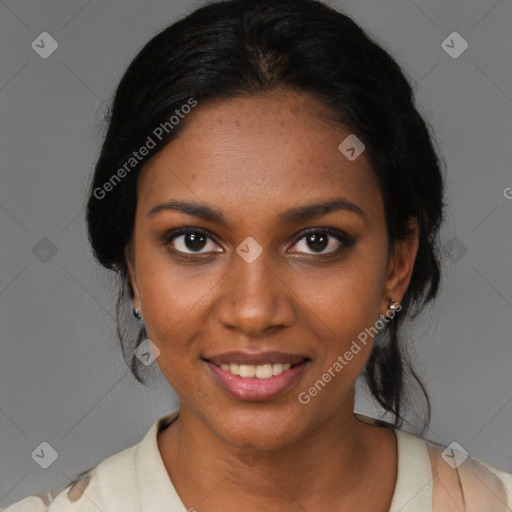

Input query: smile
[219,362,292,379]
[203,356,311,401]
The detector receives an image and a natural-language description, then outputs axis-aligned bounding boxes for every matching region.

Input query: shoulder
[421,435,512,511]
[425,438,512,511]
[3,411,179,512]
[3,469,97,512]
[354,413,512,512]
[4,443,138,512]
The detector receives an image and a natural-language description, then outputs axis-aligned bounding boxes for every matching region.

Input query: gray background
[1,0,511,506]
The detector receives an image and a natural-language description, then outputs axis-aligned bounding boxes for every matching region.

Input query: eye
[165,228,223,255]
[289,228,353,255]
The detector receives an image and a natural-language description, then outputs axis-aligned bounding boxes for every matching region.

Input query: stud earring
[388,298,400,311]
[132,307,144,322]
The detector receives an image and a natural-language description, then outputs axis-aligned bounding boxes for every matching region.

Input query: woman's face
[127,89,417,449]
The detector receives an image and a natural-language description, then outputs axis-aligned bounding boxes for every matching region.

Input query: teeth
[255,364,273,379]
[272,363,283,375]
[239,364,256,378]
[219,362,293,379]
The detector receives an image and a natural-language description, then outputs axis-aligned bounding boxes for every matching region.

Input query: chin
[208,403,311,450]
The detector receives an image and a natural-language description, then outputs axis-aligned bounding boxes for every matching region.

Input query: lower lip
[206,360,309,401]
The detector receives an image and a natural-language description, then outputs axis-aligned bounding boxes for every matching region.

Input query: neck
[157,391,395,511]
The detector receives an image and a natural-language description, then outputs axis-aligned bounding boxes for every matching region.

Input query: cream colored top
[4,411,512,511]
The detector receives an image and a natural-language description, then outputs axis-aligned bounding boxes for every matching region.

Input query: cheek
[134,245,210,349]
[297,252,386,329]
[134,251,214,398]
[293,250,387,377]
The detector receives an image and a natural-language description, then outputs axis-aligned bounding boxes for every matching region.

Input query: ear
[124,242,142,310]
[380,217,419,316]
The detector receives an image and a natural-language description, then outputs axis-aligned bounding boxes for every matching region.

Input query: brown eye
[166,229,223,255]
[289,228,353,255]
[303,232,329,252]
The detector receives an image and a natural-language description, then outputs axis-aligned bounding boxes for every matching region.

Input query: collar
[96,410,432,511]
[136,410,185,511]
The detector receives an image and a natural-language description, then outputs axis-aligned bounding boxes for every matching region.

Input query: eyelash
[163,226,355,259]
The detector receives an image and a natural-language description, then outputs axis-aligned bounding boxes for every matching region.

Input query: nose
[215,250,296,337]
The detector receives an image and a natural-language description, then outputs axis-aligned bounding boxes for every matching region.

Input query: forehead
[138,90,381,217]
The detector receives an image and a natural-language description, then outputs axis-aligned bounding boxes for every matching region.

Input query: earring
[132,307,144,322]
[388,298,400,311]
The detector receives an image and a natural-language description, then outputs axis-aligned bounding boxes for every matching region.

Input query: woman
[5,0,511,510]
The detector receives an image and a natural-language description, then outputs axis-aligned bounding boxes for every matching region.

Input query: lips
[203,350,311,401]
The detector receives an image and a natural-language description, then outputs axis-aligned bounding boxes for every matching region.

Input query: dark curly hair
[86,0,445,433]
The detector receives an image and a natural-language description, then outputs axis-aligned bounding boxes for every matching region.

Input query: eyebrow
[279,198,365,223]
[147,197,365,224]
[147,200,228,224]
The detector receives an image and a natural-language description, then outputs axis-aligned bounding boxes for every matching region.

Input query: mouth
[202,352,311,401]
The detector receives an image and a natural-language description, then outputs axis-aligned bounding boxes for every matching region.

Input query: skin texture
[126,89,419,511]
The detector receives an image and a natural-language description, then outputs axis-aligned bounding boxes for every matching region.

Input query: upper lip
[203,350,310,366]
